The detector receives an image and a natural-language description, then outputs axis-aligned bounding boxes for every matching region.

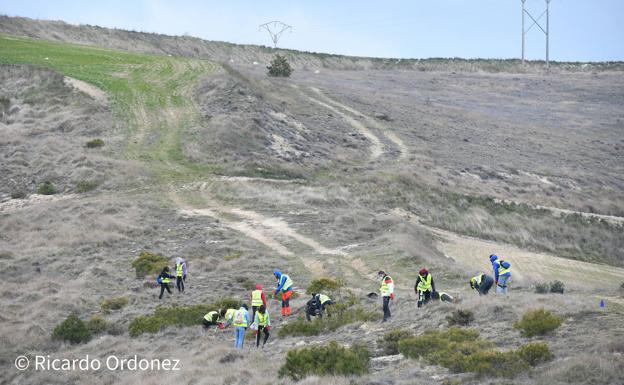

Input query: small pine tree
[267,54,293,77]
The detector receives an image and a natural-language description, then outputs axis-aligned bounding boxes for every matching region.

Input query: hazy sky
[1,0,623,61]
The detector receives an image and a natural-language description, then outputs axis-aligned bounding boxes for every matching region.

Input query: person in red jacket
[250,283,267,323]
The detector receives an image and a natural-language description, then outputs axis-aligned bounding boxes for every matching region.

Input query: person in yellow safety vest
[470,273,494,295]
[222,308,237,328]
[175,257,187,293]
[233,304,250,349]
[252,304,271,348]
[203,309,223,330]
[415,268,436,308]
[273,269,294,317]
[306,293,334,321]
[378,270,394,322]
[158,266,175,300]
[250,284,267,324]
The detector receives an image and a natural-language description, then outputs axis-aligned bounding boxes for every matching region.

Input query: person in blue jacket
[273,269,294,317]
[490,254,512,294]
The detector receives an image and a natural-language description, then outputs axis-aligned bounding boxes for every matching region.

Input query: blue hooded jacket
[274,269,290,293]
[490,255,500,280]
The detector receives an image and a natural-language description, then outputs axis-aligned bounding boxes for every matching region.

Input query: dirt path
[64,76,107,104]
[310,87,408,160]
[393,208,624,290]
[0,193,78,213]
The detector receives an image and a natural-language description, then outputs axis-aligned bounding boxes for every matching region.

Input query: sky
[1,0,623,61]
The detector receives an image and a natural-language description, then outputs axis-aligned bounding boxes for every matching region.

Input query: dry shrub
[278,341,369,380]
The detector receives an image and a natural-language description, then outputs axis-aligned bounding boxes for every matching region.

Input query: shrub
[535,282,550,294]
[85,138,104,148]
[513,309,563,337]
[446,309,475,326]
[278,341,369,380]
[306,277,343,295]
[131,251,168,279]
[267,54,293,77]
[398,327,553,377]
[235,276,256,291]
[129,298,240,337]
[87,315,109,335]
[10,190,26,199]
[76,180,98,193]
[278,307,380,337]
[101,297,129,313]
[36,181,56,195]
[378,329,413,355]
[52,314,92,344]
[549,280,565,294]
[517,342,553,366]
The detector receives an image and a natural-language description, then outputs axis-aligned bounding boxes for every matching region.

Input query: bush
[85,138,104,148]
[278,307,380,337]
[267,54,293,77]
[378,329,413,355]
[36,181,56,195]
[549,280,565,294]
[513,309,563,337]
[101,297,129,313]
[517,342,553,366]
[129,298,240,337]
[535,283,550,294]
[131,251,168,279]
[52,314,92,344]
[278,341,369,380]
[76,180,98,193]
[306,277,344,295]
[87,315,109,335]
[10,190,26,199]
[446,309,475,326]
[398,327,553,377]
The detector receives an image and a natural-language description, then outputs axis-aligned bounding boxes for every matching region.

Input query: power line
[522,0,552,66]
[258,21,292,48]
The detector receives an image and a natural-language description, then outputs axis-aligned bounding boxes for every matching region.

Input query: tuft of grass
[278,341,369,380]
[378,329,413,355]
[306,277,344,295]
[446,309,475,326]
[513,309,563,337]
[131,251,168,279]
[398,328,553,377]
[85,138,105,148]
[101,296,129,313]
[279,307,380,337]
[52,314,92,344]
[549,280,565,294]
[75,180,98,193]
[223,251,242,261]
[86,315,109,335]
[535,283,550,294]
[36,181,56,195]
[129,298,240,337]
[10,190,26,199]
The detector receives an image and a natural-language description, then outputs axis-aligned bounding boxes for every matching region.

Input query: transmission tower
[258,21,292,48]
[521,0,552,66]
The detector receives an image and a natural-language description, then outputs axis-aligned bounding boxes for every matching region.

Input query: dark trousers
[256,326,270,347]
[382,296,391,321]
[176,276,185,292]
[479,275,494,295]
[159,283,172,299]
[251,306,260,323]
[203,319,216,329]
[417,290,432,308]
[320,301,333,317]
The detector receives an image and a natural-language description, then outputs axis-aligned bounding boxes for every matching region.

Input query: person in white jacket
[252,304,271,348]
[378,270,395,322]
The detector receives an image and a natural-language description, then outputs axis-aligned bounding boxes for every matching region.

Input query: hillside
[1,17,624,385]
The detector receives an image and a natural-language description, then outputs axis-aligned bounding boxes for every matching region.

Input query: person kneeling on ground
[305,293,334,321]
[203,309,224,330]
[222,307,237,328]
[253,304,271,348]
[158,266,175,300]
[415,268,436,308]
[470,273,494,295]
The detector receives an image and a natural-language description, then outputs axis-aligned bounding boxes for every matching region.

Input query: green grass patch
[86,315,109,335]
[398,328,553,377]
[85,138,104,148]
[223,251,242,261]
[378,328,413,355]
[278,306,380,337]
[306,277,344,295]
[36,181,56,195]
[101,296,129,313]
[128,298,240,337]
[75,180,98,193]
[131,251,168,279]
[52,314,91,344]
[513,308,563,337]
[278,341,369,380]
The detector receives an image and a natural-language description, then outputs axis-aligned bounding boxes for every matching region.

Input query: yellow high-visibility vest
[318,294,331,304]
[257,311,269,326]
[176,263,183,277]
[380,275,393,295]
[417,274,432,291]
[251,290,263,306]
[204,311,218,322]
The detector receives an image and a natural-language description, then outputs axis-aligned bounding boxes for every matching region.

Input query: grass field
[0,34,218,181]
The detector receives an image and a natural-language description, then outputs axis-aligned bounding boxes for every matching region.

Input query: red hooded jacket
[251,284,267,306]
